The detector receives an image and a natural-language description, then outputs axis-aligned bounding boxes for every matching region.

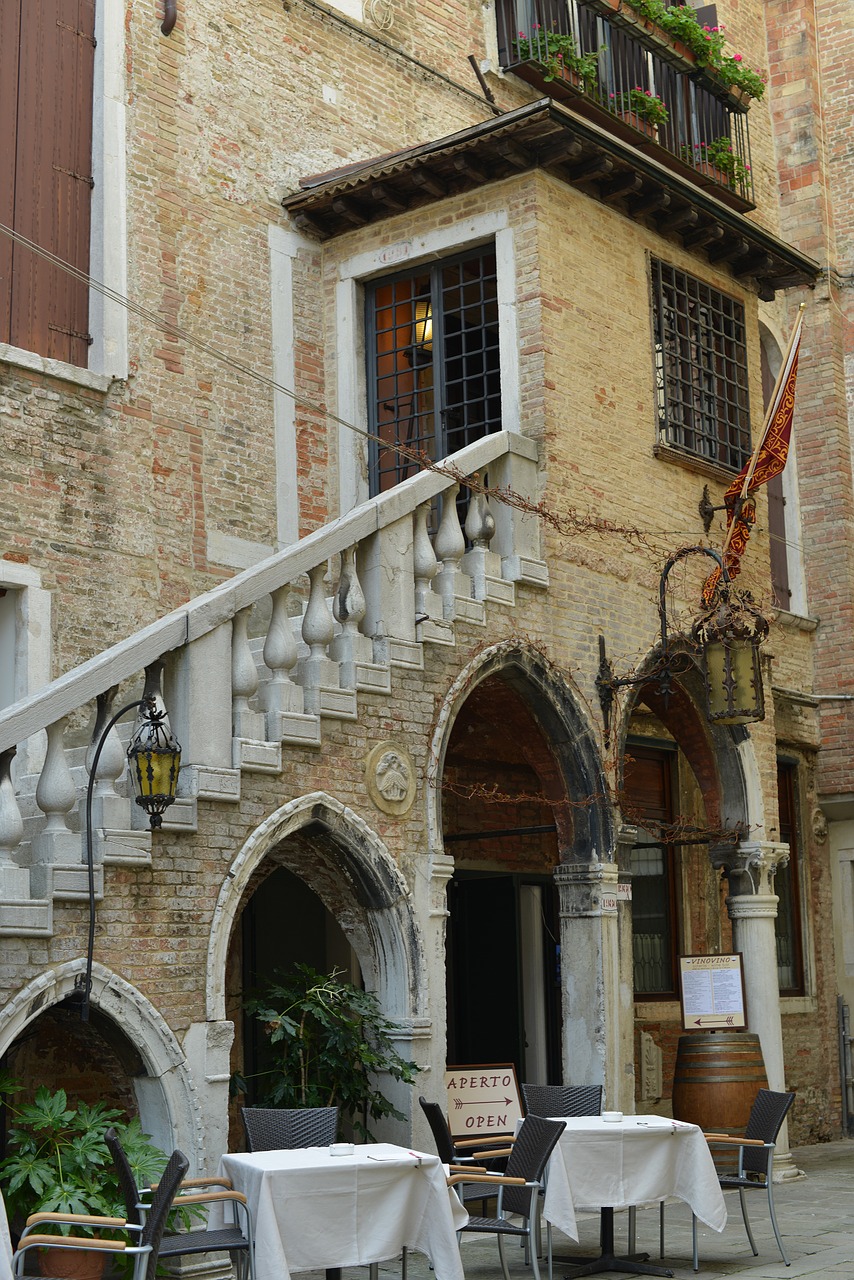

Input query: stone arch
[206,792,424,1025]
[428,640,613,862]
[0,960,202,1163]
[615,644,755,838]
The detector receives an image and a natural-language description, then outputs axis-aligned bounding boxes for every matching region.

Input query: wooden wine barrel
[671,1031,767,1134]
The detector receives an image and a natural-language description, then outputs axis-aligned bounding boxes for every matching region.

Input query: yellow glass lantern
[127,696,182,827]
[693,590,769,725]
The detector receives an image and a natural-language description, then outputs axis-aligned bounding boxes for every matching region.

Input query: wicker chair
[521,1084,604,1119]
[14,1147,189,1280]
[454,1115,566,1280]
[106,1127,257,1280]
[418,1096,509,1213]
[688,1089,796,1270]
[241,1106,339,1151]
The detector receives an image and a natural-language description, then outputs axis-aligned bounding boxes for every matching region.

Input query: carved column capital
[554,860,619,917]
[712,839,789,899]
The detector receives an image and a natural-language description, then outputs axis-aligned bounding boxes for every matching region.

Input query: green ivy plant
[0,1076,168,1235]
[242,965,419,1139]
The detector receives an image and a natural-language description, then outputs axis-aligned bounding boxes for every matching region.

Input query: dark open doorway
[442,671,566,1084]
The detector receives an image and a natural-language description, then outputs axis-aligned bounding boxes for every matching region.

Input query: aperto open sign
[444,1063,522,1139]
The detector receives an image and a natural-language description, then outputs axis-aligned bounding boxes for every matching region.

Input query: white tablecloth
[542,1116,727,1241]
[0,1193,12,1280]
[213,1144,467,1280]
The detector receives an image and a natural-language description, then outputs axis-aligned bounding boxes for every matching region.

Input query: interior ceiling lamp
[596,545,769,745]
[412,298,433,354]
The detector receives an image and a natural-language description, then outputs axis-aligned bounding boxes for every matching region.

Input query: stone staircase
[0,431,547,937]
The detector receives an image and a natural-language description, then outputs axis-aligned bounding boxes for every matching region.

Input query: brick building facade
[0,0,851,1182]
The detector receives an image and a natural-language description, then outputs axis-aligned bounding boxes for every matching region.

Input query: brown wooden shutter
[4,0,95,366]
[0,1,22,345]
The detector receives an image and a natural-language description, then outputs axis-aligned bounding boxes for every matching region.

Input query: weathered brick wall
[0,0,845,1148]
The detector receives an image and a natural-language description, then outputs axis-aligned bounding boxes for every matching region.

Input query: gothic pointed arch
[428,641,613,863]
[0,960,202,1159]
[206,792,424,1025]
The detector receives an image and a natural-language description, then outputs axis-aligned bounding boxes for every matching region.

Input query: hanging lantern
[693,588,769,725]
[126,696,182,827]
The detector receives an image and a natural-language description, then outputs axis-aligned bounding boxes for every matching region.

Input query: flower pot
[727,85,753,109]
[696,159,731,186]
[619,110,656,138]
[37,1247,108,1280]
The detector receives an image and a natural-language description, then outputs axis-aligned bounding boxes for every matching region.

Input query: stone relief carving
[365,741,417,816]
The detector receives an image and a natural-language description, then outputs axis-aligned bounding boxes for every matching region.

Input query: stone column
[555,856,633,1111]
[714,838,801,1178]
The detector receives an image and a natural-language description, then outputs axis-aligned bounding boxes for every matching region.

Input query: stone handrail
[0,431,539,753]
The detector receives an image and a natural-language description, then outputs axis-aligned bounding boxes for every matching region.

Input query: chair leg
[496,1235,514,1280]
[628,1205,636,1254]
[691,1214,698,1273]
[766,1181,791,1266]
[738,1189,759,1257]
[402,1245,408,1280]
[546,1218,553,1280]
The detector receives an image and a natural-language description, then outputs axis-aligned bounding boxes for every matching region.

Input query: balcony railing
[497,0,753,205]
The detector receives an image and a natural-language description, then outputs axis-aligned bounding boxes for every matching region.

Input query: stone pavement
[363,1137,854,1280]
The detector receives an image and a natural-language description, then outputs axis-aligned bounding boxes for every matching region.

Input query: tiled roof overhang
[281,98,818,300]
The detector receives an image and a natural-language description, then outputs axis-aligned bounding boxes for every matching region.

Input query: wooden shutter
[3,0,95,366]
[0,1,22,344]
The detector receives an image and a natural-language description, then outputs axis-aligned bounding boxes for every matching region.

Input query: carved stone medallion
[365,741,416,816]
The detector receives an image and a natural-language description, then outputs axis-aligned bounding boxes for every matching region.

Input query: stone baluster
[462,486,497,601]
[301,563,334,715]
[86,688,128,833]
[332,546,366,690]
[413,503,439,628]
[433,484,466,619]
[263,585,303,738]
[34,718,79,893]
[232,607,265,741]
[0,747,29,900]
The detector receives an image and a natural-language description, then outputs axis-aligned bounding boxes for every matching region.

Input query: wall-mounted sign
[444,1063,522,1139]
[679,953,747,1031]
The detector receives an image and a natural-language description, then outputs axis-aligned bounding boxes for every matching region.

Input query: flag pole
[721,302,805,559]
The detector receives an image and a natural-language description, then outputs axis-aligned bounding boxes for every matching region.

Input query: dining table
[212,1143,468,1280]
[541,1114,727,1278]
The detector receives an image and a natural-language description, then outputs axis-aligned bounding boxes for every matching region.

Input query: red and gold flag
[703,309,803,602]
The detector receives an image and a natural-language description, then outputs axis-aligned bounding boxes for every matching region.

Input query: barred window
[365,246,501,495]
[652,259,751,471]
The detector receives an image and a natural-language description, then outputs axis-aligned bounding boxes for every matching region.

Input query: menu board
[444,1063,522,1139]
[679,953,747,1030]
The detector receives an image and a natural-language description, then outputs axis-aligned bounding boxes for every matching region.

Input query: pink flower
[734,53,743,62]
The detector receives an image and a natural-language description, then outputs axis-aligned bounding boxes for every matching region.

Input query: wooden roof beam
[411,169,447,198]
[371,183,407,213]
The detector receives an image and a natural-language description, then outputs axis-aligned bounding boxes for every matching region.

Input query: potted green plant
[241,965,419,1139]
[705,136,752,187]
[611,86,669,132]
[0,1077,168,1273]
[513,26,604,89]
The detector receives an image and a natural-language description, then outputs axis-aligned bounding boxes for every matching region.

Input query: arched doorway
[232,866,357,1106]
[443,675,562,1082]
[209,793,425,1143]
[436,646,612,1088]
[0,961,200,1162]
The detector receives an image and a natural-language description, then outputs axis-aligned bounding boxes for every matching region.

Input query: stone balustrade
[0,432,546,934]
